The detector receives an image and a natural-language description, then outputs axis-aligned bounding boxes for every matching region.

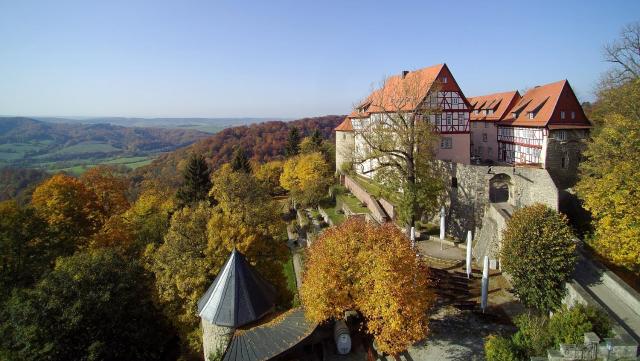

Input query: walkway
[572,255,640,343]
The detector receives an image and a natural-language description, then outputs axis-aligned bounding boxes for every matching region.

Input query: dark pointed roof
[197,249,277,328]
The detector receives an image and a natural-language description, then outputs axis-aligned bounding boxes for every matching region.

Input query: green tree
[1,249,173,361]
[280,152,332,206]
[0,201,51,299]
[577,114,640,274]
[284,127,300,157]
[230,146,251,173]
[352,74,445,233]
[500,204,576,312]
[176,153,213,206]
[484,335,519,361]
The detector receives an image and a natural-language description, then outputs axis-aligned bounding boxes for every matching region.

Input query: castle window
[446,113,452,125]
[561,155,569,169]
[473,121,478,128]
[571,111,576,119]
[442,76,448,83]
[556,130,567,141]
[561,111,566,119]
[484,122,489,128]
[482,133,488,142]
[342,133,346,140]
[440,137,453,149]
[452,97,458,104]
[451,177,458,188]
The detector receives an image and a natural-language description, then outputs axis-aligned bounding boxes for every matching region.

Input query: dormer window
[512,112,518,118]
[560,111,566,119]
[488,109,494,115]
[483,110,488,115]
[528,112,535,119]
[474,109,479,115]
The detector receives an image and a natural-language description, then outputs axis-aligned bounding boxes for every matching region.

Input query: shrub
[500,203,576,312]
[512,313,552,357]
[548,304,612,345]
[485,335,519,361]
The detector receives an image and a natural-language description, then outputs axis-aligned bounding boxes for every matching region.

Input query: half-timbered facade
[468,91,521,162]
[496,80,592,187]
[335,63,471,176]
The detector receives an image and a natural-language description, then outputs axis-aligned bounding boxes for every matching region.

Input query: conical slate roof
[197,249,277,328]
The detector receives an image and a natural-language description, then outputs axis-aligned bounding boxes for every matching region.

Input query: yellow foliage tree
[301,218,433,356]
[280,152,332,206]
[31,174,100,248]
[253,160,285,196]
[577,114,640,274]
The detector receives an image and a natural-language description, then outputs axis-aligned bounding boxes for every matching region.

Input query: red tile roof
[334,117,353,131]
[498,80,591,128]
[343,64,453,123]
[468,91,521,122]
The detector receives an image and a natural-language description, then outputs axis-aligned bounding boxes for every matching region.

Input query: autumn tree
[145,202,214,354]
[284,127,301,157]
[31,174,100,250]
[500,204,576,312]
[0,249,173,361]
[301,219,433,356]
[253,160,285,196]
[147,165,290,354]
[280,152,332,206]
[351,72,445,233]
[577,114,640,274]
[230,146,251,173]
[123,181,176,252]
[0,201,51,298]
[176,153,212,206]
[80,165,130,223]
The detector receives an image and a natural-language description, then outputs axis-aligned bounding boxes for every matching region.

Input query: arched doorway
[489,173,511,203]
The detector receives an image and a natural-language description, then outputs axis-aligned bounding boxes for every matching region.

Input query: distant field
[176,124,226,134]
[53,141,121,155]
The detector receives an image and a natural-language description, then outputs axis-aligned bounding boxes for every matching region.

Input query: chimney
[402,70,410,79]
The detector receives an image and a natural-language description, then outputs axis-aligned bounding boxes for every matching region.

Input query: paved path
[572,255,640,342]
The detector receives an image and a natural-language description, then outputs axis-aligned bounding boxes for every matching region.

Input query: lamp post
[439,206,445,250]
[465,231,472,279]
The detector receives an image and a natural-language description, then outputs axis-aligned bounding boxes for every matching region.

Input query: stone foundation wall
[202,319,233,361]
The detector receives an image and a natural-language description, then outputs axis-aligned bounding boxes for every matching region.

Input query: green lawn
[353,174,400,205]
[55,141,120,155]
[322,205,345,225]
[337,193,370,214]
[283,254,300,307]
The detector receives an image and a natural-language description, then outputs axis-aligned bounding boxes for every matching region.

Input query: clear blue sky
[1,0,638,118]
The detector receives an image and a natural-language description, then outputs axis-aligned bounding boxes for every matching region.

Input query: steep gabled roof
[334,117,353,131]
[340,63,465,127]
[499,80,592,128]
[468,90,521,122]
[198,249,277,328]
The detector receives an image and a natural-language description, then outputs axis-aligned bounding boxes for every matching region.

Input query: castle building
[494,80,592,188]
[468,91,521,163]
[335,63,471,176]
[197,249,317,361]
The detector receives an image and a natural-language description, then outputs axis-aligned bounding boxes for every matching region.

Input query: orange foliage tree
[300,218,433,355]
[80,166,130,223]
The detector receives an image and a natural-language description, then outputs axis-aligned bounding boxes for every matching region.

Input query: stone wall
[544,129,589,190]
[443,162,558,241]
[342,175,388,223]
[201,319,233,361]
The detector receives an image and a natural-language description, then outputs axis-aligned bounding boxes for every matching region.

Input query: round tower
[335,117,355,173]
[197,249,277,361]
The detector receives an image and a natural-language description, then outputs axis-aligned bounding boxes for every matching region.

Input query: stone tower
[335,117,354,172]
[197,249,277,361]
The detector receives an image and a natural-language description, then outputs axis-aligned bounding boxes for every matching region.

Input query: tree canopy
[280,152,332,206]
[1,249,173,361]
[284,127,301,157]
[300,219,433,355]
[499,204,576,312]
[577,114,640,274]
[176,153,212,206]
